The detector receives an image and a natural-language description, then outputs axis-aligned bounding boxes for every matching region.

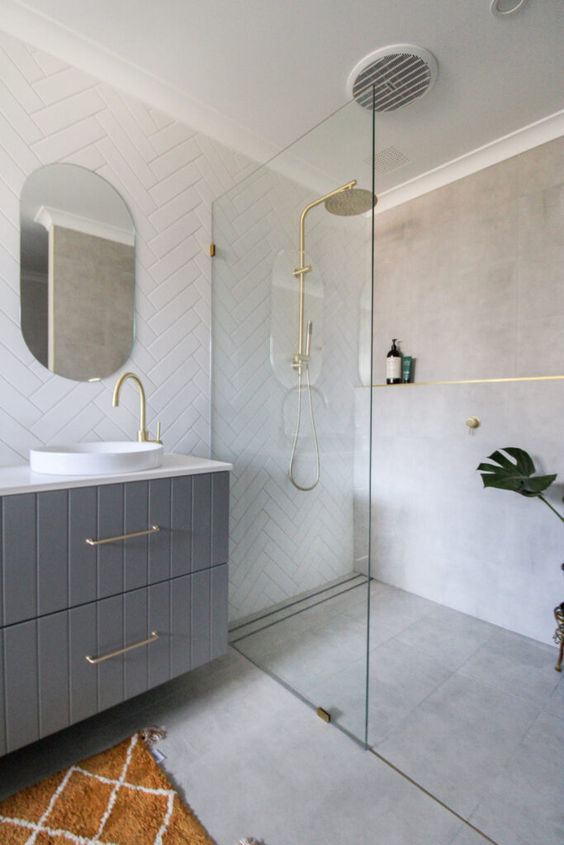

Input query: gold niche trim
[370,375,564,388]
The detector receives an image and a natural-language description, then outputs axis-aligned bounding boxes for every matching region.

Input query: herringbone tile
[212,167,371,620]
[0,30,254,465]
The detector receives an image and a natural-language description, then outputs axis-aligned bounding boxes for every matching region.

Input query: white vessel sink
[30,442,163,476]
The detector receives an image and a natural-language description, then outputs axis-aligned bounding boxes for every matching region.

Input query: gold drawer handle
[85,525,160,546]
[85,630,159,665]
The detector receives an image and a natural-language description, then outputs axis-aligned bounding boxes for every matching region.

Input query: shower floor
[232,578,563,845]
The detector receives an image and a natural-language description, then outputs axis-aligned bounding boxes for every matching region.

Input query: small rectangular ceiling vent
[365,146,410,175]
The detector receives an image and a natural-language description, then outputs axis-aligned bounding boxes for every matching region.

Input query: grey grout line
[367,746,500,845]
[233,641,500,845]
[232,584,556,844]
[233,584,508,843]
[441,622,498,677]
[367,630,462,749]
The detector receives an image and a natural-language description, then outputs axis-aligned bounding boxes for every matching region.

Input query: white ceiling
[2,0,564,194]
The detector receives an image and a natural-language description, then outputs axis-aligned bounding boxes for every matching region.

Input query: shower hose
[288,364,321,491]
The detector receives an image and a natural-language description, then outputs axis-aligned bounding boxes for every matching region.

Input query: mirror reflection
[20,164,135,381]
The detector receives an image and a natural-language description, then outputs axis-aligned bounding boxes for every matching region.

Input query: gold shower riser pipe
[293,180,357,364]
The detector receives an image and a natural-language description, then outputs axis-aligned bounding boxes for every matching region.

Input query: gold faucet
[112,372,162,444]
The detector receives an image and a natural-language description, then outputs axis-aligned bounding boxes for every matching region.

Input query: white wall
[0,31,253,465]
[370,139,564,644]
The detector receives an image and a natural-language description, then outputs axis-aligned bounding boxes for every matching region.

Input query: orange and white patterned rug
[0,733,216,844]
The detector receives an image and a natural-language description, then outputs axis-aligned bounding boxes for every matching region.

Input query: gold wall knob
[465,416,480,430]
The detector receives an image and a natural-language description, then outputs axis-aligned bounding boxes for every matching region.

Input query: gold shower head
[324,188,377,216]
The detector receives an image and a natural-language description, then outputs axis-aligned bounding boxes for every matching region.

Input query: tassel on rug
[140,724,168,745]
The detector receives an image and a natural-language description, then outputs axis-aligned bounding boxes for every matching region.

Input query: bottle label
[386,357,402,380]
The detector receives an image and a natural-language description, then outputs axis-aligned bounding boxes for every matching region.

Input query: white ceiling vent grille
[347,45,438,112]
[363,146,410,175]
[374,146,409,174]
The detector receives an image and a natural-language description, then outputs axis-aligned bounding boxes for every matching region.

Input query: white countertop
[0,454,232,496]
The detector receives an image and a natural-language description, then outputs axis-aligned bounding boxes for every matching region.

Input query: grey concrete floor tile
[136,662,293,759]
[449,826,496,845]
[285,599,350,633]
[371,581,398,596]
[0,645,491,845]
[369,614,412,646]
[468,710,564,845]
[241,623,363,694]
[366,589,440,650]
[367,639,453,744]
[295,772,462,845]
[458,628,562,706]
[233,600,365,667]
[230,582,559,841]
[304,658,368,740]
[395,605,497,671]
[545,676,564,716]
[374,672,540,818]
[370,585,438,623]
[153,654,465,845]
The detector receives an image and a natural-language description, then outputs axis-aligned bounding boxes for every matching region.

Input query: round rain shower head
[347,44,438,112]
[324,188,377,216]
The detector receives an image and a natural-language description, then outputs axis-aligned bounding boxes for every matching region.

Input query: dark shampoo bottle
[386,339,402,385]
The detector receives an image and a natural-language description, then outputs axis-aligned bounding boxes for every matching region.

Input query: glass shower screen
[212,98,375,744]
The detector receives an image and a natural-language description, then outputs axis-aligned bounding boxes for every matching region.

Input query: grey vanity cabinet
[0,470,229,756]
[0,471,229,627]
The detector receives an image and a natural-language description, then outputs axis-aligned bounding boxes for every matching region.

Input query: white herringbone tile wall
[213,165,372,621]
[0,30,253,466]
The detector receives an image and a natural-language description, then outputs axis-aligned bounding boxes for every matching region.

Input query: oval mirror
[20,164,135,381]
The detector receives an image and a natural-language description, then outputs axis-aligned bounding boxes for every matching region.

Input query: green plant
[478,447,564,522]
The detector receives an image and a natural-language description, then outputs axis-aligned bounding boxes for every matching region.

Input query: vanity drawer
[1,564,228,755]
[0,471,229,627]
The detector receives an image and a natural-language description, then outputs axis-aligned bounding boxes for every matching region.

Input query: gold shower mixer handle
[305,321,313,358]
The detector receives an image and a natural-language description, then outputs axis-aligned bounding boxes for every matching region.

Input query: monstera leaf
[477,447,557,498]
